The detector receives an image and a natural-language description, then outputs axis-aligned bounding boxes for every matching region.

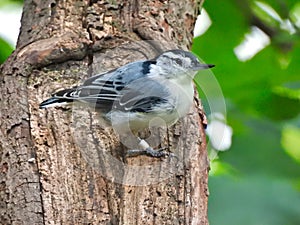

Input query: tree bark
[0,0,209,224]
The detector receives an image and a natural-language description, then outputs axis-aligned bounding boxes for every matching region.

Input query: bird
[39,49,214,157]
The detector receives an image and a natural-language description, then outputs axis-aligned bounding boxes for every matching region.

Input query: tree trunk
[0,0,209,224]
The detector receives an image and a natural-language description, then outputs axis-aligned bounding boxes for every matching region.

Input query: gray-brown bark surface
[0,0,209,224]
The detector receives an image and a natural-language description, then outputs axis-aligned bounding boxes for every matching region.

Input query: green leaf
[273,84,300,100]
[255,89,300,120]
[251,1,281,28]
[0,37,14,64]
[0,0,23,8]
[209,160,239,177]
[281,126,300,164]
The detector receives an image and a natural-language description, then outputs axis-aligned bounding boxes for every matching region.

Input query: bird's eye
[175,58,182,65]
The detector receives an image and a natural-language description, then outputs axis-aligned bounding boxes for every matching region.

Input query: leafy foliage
[0,37,13,64]
[193,0,300,224]
[0,0,23,8]
[0,0,22,64]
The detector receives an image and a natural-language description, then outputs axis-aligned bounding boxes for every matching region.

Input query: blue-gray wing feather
[70,60,174,113]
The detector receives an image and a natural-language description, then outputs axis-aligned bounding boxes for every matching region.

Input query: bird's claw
[126,147,173,158]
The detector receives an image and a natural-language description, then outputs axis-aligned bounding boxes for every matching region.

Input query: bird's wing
[83,60,156,86]
[40,59,175,113]
[71,60,165,112]
[115,78,175,113]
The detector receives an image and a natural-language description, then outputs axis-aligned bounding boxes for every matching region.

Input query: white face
[155,51,202,78]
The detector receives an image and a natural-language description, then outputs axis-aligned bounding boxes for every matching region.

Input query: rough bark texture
[0,0,209,224]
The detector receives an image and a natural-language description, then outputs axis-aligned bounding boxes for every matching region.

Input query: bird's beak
[192,64,215,71]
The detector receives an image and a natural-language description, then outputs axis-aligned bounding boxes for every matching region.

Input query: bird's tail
[39,88,77,109]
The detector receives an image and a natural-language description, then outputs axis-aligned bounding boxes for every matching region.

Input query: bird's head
[154,49,214,79]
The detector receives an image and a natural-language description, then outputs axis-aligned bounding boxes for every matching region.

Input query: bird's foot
[126,147,170,158]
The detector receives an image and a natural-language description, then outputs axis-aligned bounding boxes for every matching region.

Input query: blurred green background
[1,0,300,224]
[193,0,300,225]
[0,0,22,63]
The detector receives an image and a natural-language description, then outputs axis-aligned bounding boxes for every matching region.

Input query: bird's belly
[108,90,194,132]
[106,78,194,132]
[107,110,179,132]
[172,81,194,118]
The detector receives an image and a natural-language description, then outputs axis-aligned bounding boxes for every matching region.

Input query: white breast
[167,76,194,118]
[106,75,195,132]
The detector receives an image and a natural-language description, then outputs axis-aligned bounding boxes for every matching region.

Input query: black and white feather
[39,49,214,130]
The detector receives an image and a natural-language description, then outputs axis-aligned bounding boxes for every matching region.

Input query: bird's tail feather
[39,88,77,109]
[39,97,73,109]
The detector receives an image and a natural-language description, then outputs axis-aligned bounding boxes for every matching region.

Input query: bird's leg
[126,138,169,158]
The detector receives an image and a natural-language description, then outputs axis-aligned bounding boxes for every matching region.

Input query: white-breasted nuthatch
[40,49,214,157]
